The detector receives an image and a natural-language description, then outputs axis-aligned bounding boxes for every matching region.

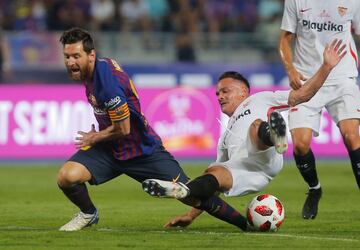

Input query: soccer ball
[246,194,285,232]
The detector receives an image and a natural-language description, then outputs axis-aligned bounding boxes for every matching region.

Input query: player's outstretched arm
[164,208,203,228]
[288,39,347,107]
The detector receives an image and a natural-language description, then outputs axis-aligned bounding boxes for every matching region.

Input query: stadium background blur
[0,0,284,85]
[0,0,357,160]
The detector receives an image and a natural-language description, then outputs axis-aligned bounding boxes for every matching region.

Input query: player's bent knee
[204,166,232,191]
[57,162,90,187]
[250,119,262,133]
[342,133,360,150]
[291,129,312,155]
[57,168,77,187]
[292,138,312,155]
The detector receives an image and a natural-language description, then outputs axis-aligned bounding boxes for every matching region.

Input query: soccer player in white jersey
[279,0,360,220]
[142,40,345,230]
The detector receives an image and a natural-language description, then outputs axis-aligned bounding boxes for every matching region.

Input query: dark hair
[218,71,250,91]
[59,27,95,54]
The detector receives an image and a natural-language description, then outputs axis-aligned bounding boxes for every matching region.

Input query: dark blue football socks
[197,195,248,231]
[59,183,97,214]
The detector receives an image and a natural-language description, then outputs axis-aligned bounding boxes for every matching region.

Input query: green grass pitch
[0,160,359,249]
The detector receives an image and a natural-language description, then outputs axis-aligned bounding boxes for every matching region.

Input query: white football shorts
[289,77,360,136]
[209,136,283,197]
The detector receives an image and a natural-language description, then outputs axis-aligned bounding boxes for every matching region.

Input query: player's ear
[89,49,96,63]
[240,85,249,97]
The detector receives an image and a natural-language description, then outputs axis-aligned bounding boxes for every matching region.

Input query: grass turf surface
[0,160,359,249]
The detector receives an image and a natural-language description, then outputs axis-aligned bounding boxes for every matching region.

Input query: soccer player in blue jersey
[57,27,264,232]
[56,27,191,231]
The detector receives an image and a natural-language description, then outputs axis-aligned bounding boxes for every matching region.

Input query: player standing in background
[142,39,346,230]
[0,29,11,83]
[57,27,191,231]
[279,0,360,219]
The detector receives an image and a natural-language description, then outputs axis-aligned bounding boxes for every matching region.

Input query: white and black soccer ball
[246,194,285,232]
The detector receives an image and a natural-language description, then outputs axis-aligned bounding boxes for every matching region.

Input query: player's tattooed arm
[287,39,346,107]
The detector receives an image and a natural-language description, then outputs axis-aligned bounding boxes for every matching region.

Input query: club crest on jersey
[242,101,250,108]
[337,6,347,17]
[318,9,330,18]
[114,105,126,116]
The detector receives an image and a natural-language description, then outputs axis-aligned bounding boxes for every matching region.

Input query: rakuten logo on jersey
[104,96,121,108]
[302,20,343,32]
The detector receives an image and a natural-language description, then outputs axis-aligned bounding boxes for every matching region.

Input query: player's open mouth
[70,68,81,78]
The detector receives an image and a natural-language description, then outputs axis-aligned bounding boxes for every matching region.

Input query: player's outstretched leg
[302,187,322,219]
[196,195,250,231]
[269,111,288,154]
[59,210,99,231]
[142,179,189,199]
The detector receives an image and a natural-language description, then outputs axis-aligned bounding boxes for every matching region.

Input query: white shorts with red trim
[289,77,360,136]
[209,135,283,197]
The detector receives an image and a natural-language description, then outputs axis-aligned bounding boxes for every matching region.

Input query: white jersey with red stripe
[281,0,360,82]
[216,90,290,163]
[211,90,290,197]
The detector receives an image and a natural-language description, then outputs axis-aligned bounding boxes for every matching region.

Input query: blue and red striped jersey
[84,57,162,160]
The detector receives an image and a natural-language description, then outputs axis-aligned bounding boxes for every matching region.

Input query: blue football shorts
[68,143,189,185]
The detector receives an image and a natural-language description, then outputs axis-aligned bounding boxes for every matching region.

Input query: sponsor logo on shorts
[80,146,91,151]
